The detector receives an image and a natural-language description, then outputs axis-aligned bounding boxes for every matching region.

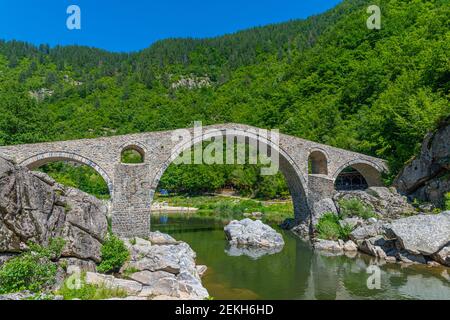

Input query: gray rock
[85,272,142,295]
[59,257,97,273]
[334,187,414,219]
[343,240,358,252]
[128,270,174,285]
[432,245,450,267]
[119,235,208,300]
[367,217,378,224]
[0,253,17,267]
[291,223,310,239]
[196,265,207,278]
[0,157,108,265]
[339,217,364,230]
[251,212,263,218]
[358,239,386,259]
[224,219,284,248]
[148,231,178,245]
[124,242,196,275]
[350,222,384,241]
[394,119,450,207]
[313,240,343,253]
[397,251,427,264]
[311,198,338,226]
[384,212,450,256]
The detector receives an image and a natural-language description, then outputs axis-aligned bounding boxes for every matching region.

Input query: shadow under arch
[150,127,310,222]
[332,159,385,189]
[308,149,329,175]
[21,151,114,195]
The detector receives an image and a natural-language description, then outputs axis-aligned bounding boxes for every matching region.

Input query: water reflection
[225,244,284,260]
[151,215,450,300]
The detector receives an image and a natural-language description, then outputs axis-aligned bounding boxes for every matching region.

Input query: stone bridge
[0,123,387,238]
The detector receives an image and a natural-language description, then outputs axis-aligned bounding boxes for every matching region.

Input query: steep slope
[0,0,448,187]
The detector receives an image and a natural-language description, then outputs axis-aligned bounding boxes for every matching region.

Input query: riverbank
[153,194,293,224]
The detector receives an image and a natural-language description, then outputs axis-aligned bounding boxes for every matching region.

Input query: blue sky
[0,0,341,52]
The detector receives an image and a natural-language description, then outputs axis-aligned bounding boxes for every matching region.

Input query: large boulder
[334,187,415,219]
[311,198,338,226]
[394,118,450,207]
[432,245,450,267]
[118,237,208,300]
[384,212,450,256]
[350,222,385,241]
[0,157,108,265]
[224,219,284,248]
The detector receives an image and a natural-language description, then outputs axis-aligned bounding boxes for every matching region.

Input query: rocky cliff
[394,117,450,207]
[0,156,108,270]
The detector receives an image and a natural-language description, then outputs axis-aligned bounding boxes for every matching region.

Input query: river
[151,214,450,300]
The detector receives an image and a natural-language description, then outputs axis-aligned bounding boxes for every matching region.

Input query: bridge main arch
[149,127,311,222]
[21,151,114,194]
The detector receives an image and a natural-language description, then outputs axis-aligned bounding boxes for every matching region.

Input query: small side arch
[21,151,114,194]
[308,149,328,175]
[120,142,147,164]
[332,159,385,190]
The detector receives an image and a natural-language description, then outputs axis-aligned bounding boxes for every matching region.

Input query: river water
[151,215,450,300]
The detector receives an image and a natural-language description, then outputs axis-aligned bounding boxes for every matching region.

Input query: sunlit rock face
[0,156,108,266]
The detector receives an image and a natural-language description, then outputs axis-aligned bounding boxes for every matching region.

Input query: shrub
[0,238,65,294]
[316,213,342,241]
[445,192,450,211]
[339,198,377,219]
[58,274,127,300]
[316,213,352,241]
[97,234,129,274]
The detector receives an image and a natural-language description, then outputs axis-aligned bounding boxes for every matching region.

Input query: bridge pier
[111,164,152,238]
[307,174,336,223]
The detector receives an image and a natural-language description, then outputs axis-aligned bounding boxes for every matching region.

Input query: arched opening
[308,151,328,175]
[22,152,112,199]
[121,145,145,164]
[334,161,383,191]
[150,130,309,225]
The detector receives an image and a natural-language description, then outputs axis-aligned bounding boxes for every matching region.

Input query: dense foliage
[97,235,130,274]
[38,162,110,199]
[445,192,450,211]
[0,238,65,294]
[0,0,448,196]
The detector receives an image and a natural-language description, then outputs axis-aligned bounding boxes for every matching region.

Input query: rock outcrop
[334,187,415,219]
[394,117,450,207]
[85,235,209,300]
[224,219,284,248]
[0,157,108,267]
[384,212,450,256]
[312,212,450,267]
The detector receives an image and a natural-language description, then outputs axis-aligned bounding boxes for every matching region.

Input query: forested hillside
[0,0,448,197]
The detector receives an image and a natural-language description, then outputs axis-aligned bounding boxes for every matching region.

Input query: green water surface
[151,214,450,300]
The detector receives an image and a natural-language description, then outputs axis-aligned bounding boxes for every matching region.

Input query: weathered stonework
[0,123,387,237]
